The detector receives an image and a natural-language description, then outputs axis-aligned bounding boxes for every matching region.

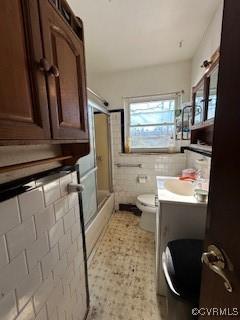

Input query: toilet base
[139,210,156,233]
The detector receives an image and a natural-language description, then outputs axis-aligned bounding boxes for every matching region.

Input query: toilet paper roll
[138,176,147,183]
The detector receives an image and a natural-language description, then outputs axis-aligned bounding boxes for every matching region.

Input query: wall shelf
[181,146,212,158]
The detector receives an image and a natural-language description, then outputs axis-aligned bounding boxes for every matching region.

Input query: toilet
[136,194,157,232]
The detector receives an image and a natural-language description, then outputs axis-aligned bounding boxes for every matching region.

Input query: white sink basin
[164,179,194,196]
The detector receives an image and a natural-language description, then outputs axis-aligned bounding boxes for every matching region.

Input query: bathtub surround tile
[41,245,59,280]
[16,299,35,320]
[87,212,166,320]
[0,235,9,268]
[0,173,87,320]
[58,231,72,258]
[6,217,36,260]
[34,206,55,237]
[63,208,76,232]
[18,188,45,221]
[49,219,64,248]
[35,307,47,320]
[60,174,72,196]
[26,234,49,271]
[33,275,54,314]
[46,280,64,317]
[68,192,78,209]
[0,253,28,296]
[54,197,68,221]
[0,197,21,235]
[43,180,61,206]
[16,263,42,310]
[0,291,18,320]
[53,253,68,280]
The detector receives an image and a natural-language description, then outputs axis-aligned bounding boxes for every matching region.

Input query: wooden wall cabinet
[191,51,219,147]
[0,1,51,140]
[0,0,89,146]
[192,52,219,127]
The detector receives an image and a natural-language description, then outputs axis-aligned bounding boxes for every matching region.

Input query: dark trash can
[162,239,203,320]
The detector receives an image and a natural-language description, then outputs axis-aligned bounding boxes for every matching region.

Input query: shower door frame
[91,100,113,201]
[80,99,113,228]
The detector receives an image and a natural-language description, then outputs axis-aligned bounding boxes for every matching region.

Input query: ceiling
[68,0,221,73]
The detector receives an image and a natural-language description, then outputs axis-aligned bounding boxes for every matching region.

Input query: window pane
[130,125,175,149]
[130,100,175,126]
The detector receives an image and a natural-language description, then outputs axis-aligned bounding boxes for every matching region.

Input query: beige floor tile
[87,212,166,320]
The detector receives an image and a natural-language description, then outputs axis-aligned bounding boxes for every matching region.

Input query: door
[199,1,240,317]
[39,0,88,140]
[0,0,50,140]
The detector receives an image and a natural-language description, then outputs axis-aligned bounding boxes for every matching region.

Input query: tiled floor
[87,212,166,320]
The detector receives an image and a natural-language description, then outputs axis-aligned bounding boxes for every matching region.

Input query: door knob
[39,58,60,77]
[49,65,60,77]
[201,245,233,293]
[39,58,51,72]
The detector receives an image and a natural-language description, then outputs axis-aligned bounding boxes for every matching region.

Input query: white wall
[88,60,192,109]
[191,1,224,86]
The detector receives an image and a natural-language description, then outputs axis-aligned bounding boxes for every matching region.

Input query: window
[125,95,178,152]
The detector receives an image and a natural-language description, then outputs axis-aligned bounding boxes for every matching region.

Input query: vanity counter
[156,176,208,206]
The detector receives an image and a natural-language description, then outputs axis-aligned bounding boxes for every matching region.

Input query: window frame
[124,94,178,153]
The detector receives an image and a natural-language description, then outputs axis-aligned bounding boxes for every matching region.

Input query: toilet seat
[137,194,156,208]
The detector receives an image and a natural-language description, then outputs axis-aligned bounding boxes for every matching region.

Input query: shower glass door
[78,100,112,227]
[78,103,98,226]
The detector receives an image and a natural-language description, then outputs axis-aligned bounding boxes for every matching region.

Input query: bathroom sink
[164,179,194,196]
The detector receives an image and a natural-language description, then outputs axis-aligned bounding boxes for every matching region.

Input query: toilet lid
[137,194,156,208]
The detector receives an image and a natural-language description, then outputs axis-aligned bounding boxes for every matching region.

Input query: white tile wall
[0,291,18,320]
[110,112,187,208]
[0,198,21,235]
[18,188,45,221]
[0,172,87,320]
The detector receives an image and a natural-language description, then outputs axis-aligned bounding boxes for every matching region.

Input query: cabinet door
[39,1,89,140]
[0,1,51,140]
[207,65,219,120]
[193,82,205,125]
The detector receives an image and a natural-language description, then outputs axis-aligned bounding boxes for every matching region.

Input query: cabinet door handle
[39,59,60,78]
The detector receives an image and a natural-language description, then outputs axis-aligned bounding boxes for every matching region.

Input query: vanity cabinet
[0,0,88,144]
[156,201,207,296]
